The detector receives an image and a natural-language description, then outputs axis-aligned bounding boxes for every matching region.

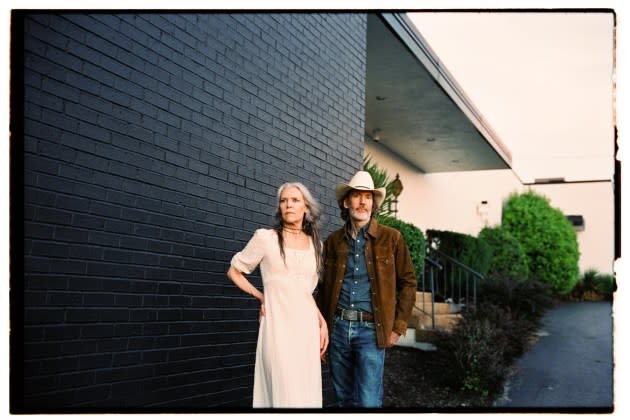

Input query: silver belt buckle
[344,309,358,321]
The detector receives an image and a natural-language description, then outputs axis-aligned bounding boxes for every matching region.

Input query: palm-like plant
[363,155,396,219]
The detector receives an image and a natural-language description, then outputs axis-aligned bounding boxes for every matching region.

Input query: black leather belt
[335,308,374,322]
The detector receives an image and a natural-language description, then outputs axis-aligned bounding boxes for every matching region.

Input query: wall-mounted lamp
[477,200,489,227]
[389,173,403,218]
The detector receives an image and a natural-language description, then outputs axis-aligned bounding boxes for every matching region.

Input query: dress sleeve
[230,229,268,274]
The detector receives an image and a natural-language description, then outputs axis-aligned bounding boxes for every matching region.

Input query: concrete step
[396,328,437,351]
[414,291,464,314]
[409,291,464,335]
[415,291,433,305]
[409,311,461,331]
[419,302,463,314]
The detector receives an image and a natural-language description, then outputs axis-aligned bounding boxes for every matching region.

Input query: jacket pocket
[375,255,392,265]
[375,255,395,286]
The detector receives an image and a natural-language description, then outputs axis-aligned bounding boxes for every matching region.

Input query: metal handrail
[424,255,442,271]
[419,249,484,330]
[430,248,484,280]
[417,255,442,329]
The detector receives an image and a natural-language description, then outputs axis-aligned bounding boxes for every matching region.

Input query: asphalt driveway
[493,301,613,411]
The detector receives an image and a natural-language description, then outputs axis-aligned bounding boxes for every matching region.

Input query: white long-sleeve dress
[230,228,322,408]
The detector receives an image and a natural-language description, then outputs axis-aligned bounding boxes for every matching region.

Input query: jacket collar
[344,217,380,239]
[366,217,380,238]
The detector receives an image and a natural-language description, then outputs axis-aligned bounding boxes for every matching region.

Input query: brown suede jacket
[317,218,417,348]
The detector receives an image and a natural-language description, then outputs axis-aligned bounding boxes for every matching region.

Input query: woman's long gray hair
[273,182,323,275]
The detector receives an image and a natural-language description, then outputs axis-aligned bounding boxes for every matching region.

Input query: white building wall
[365,142,615,275]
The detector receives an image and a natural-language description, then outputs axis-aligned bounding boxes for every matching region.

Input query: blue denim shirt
[337,223,373,313]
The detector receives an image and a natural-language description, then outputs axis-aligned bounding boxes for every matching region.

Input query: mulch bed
[382,345,494,410]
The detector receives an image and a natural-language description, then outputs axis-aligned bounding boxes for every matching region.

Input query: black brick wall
[14,12,367,411]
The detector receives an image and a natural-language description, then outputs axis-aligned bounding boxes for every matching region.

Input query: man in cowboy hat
[317,170,417,408]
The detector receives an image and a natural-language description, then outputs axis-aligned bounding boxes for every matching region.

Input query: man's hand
[387,331,400,348]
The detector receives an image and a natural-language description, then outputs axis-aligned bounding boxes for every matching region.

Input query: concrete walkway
[493,301,614,411]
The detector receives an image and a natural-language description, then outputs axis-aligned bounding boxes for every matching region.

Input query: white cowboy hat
[335,170,386,210]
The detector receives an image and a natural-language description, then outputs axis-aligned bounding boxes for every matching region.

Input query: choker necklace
[283,226,303,233]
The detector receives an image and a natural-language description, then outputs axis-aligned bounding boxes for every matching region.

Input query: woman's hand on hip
[257,294,265,322]
[319,319,329,361]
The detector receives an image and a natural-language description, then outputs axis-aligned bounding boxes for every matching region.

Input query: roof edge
[381,12,513,167]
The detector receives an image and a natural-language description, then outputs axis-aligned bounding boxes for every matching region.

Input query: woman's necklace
[282,225,309,250]
[283,226,303,235]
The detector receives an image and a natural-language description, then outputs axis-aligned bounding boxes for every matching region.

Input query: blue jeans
[329,317,386,408]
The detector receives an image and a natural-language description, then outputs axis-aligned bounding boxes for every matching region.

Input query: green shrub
[433,316,507,398]
[567,268,615,301]
[478,275,552,323]
[502,190,580,296]
[478,226,529,282]
[584,269,615,298]
[434,274,551,398]
[466,303,536,365]
[476,275,551,365]
[426,229,492,276]
[379,216,425,281]
[594,273,615,298]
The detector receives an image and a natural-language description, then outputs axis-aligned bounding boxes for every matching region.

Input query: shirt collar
[345,219,372,240]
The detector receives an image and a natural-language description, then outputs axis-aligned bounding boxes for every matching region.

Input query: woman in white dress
[227,182,329,408]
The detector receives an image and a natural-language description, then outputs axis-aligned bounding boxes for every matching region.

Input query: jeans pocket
[363,321,376,329]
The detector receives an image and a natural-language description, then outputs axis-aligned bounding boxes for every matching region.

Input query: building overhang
[365,13,512,173]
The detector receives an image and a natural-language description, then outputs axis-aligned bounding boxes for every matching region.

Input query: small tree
[501,190,580,296]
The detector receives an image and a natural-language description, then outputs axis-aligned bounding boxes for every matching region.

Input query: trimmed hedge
[425,229,491,276]
[478,225,530,282]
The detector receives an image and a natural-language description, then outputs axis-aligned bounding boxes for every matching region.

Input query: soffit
[365,13,512,173]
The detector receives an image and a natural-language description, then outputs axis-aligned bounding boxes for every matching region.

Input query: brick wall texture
[16,12,367,411]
